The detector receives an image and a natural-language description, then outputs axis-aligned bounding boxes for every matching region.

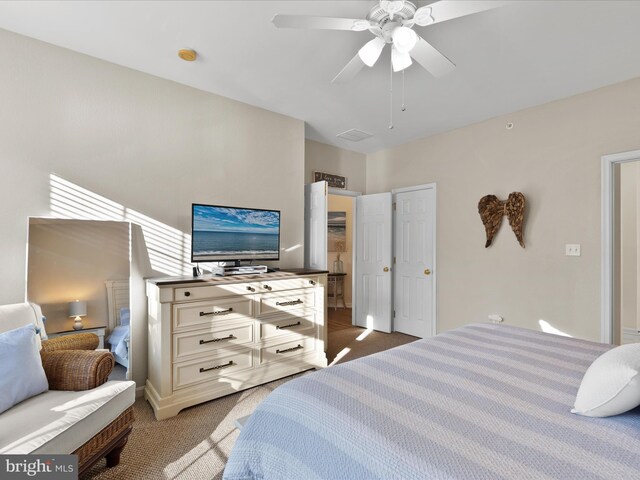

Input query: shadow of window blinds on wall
[49,173,191,276]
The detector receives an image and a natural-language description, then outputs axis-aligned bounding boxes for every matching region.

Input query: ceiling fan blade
[425,1,508,26]
[409,35,455,77]
[391,48,412,72]
[332,54,366,84]
[272,14,369,31]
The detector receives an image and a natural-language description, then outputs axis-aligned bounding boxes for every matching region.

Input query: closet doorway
[327,194,354,312]
[305,182,437,338]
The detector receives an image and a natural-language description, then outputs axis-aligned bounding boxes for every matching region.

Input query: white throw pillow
[0,324,49,414]
[572,343,640,417]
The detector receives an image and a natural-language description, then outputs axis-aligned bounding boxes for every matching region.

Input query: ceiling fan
[272,0,505,83]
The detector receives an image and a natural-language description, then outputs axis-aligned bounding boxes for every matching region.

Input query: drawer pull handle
[276,344,303,354]
[276,321,301,330]
[199,360,234,373]
[276,299,303,307]
[200,308,234,317]
[263,284,272,291]
[184,291,191,297]
[246,286,255,292]
[309,280,316,285]
[199,334,236,344]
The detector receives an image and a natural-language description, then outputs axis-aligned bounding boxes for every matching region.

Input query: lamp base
[73,318,84,330]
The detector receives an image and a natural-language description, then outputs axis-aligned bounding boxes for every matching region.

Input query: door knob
[383,267,389,272]
[424,269,431,275]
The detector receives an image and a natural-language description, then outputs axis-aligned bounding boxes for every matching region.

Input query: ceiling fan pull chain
[401,70,406,112]
[388,57,393,129]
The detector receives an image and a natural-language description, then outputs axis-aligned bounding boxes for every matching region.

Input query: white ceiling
[1,1,640,154]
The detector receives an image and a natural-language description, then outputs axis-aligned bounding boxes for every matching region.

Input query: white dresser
[145,269,328,420]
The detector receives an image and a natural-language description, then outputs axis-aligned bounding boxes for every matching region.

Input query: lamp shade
[358,37,386,67]
[392,26,417,54]
[68,300,87,318]
[392,47,412,72]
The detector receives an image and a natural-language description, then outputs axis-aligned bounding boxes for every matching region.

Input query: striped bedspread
[223,323,640,480]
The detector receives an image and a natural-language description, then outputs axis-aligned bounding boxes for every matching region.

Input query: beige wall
[27,219,130,333]
[0,29,305,304]
[305,139,366,193]
[328,194,354,307]
[367,77,640,341]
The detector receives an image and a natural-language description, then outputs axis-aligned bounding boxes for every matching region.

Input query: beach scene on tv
[192,206,280,261]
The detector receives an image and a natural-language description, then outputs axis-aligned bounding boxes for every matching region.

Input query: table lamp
[69,300,87,330]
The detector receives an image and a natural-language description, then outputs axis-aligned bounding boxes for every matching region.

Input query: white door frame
[328,188,361,325]
[601,149,640,343]
[391,183,437,336]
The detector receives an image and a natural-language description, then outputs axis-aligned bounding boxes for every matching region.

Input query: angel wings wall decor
[478,192,526,248]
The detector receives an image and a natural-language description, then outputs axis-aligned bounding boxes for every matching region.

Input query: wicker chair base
[75,406,134,476]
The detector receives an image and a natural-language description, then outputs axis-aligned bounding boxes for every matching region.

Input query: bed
[224,323,640,479]
[104,279,130,368]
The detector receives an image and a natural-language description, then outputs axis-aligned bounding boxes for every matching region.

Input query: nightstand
[48,325,107,349]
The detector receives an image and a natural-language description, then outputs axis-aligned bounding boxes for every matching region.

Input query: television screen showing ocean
[193,231,279,257]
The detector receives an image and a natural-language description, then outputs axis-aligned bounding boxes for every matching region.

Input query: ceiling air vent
[336,129,373,142]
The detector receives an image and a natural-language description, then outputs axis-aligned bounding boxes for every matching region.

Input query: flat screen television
[191,204,280,263]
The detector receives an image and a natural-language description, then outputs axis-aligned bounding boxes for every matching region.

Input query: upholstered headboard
[105,279,129,333]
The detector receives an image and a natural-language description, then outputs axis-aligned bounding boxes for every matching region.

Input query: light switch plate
[565,244,581,256]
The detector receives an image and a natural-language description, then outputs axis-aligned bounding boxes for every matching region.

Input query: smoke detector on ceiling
[336,129,373,142]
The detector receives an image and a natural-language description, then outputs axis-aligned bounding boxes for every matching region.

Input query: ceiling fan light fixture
[413,6,434,26]
[391,47,412,72]
[358,37,386,67]
[392,26,417,54]
[351,19,371,31]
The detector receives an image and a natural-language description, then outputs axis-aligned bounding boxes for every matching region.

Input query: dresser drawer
[258,276,318,293]
[174,282,258,301]
[173,297,252,330]
[259,337,315,365]
[258,312,315,341]
[173,348,253,390]
[173,323,254,361]
[258,289,315,317]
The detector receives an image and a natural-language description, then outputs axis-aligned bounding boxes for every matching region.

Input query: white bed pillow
[572,343,640,417]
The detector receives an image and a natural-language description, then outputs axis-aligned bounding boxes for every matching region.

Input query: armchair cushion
[0,324,48,414]
[0,380,135,455]
[42,350,114,391]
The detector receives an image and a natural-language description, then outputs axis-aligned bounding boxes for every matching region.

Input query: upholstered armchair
[0,304,136,477]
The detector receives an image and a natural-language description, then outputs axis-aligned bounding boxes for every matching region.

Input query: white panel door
[355,192,393,332]
[304,181,327,270]
[394,187,436,338]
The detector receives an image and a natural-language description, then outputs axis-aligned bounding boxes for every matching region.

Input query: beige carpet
[83,309,416,480]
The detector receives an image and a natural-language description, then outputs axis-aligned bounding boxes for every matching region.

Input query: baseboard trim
[135,385,145,398]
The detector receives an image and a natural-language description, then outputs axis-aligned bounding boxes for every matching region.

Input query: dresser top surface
[147,268,328,287]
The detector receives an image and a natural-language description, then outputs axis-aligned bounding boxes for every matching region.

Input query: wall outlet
[488,314,503,323]
[565,244,581,256]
